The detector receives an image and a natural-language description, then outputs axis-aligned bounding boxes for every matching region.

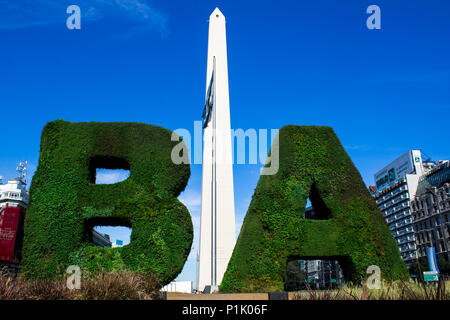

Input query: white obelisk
[198,8,236,292]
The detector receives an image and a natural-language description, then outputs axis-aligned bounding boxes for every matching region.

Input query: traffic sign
[423,271,439,282]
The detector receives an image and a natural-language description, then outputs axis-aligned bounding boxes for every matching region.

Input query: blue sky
[0,1,449,288]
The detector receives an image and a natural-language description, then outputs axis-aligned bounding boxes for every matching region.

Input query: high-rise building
[371,150,432,266]
[296,259,344,290]
[411,161,450,263]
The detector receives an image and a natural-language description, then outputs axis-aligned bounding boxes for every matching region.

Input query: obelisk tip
[210,7,224,19]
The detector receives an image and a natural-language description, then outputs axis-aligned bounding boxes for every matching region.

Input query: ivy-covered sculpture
[21,120,192,285]
[220,125,408,292]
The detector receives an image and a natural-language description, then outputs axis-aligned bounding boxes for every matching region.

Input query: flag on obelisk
[198,8,236,292]
[201,70,214,129]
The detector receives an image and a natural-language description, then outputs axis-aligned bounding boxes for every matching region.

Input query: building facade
[301,259,344,289]
[371,150,430,266]
[0,165,29,272]
[411,161,450,263]
[92,229,112,248]
[161,281,193,294]
[0,178,29,210]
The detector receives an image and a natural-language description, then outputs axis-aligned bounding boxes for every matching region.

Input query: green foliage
[438,260,450,275]
[220,125,408,292]
[408,257,428,278]
[21,120,192,286]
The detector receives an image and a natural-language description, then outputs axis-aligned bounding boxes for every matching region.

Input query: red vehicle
[0,206,26,274]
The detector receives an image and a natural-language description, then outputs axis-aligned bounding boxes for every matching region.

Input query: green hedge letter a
[21,120,192,285]
[220,125,408,292]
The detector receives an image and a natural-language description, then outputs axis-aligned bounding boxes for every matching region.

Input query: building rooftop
[416,161,450,197]
[0,177,29,209]
[373,177,407,199]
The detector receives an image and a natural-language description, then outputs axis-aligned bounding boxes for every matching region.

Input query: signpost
[423,271,439,282]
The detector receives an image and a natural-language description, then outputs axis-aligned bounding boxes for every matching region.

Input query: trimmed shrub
[21,120,192,286]
[220,125,409,292]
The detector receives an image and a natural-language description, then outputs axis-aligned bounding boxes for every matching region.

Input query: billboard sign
[0,207,23,263]
[426,246,440,273]
[374,151,415,191]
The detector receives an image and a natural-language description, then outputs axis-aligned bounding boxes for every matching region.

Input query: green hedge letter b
[220,125,409,292]
[21,120,192,285]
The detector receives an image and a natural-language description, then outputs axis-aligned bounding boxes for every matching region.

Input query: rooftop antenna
[16,160,27,183]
